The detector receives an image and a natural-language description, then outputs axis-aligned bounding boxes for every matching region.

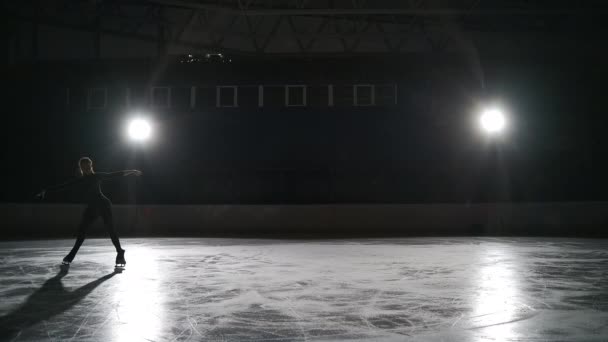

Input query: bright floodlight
[479,108,506,134]
[128,119,151,141]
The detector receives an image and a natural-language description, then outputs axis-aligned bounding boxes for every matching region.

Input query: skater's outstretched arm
[37,177,84,199]
[97,170,143,180]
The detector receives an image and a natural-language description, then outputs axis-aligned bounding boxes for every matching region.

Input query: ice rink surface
[1,237,607,341]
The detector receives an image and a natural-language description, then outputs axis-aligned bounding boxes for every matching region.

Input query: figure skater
[37,157,142,267]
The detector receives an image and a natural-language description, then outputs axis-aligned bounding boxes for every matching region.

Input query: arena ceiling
[4,0,608,59]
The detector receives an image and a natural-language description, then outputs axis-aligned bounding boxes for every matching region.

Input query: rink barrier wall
[1,202,607,238]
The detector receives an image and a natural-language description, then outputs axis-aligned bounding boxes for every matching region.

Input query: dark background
[3,55,608,205]
[2,1,608,205]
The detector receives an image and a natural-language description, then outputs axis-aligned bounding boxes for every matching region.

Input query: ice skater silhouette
[37,157,142,266]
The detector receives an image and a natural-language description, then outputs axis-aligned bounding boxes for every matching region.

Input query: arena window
[353,84,375,106]
[216,86,238,107]
[375,84,398,106]
[258,85,264,107]
[285,85,307,107]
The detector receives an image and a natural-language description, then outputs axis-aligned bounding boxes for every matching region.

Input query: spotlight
[128,118,151,141]
[479,108,506,134]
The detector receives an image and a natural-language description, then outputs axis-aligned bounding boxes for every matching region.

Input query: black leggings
[67,198,122,257]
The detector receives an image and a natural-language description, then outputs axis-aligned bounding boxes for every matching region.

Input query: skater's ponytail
[77,157,92,177]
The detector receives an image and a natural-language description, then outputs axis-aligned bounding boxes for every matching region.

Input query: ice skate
[115,249,126,267]
[62,253,75,265]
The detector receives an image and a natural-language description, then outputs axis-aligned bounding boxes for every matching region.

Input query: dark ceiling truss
[4,0,608,57]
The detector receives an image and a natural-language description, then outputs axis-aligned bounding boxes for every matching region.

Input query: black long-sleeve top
[46,171,129,203]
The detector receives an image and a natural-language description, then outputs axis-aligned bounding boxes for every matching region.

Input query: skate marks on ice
[0,264,117,341]
[0,238,607,341]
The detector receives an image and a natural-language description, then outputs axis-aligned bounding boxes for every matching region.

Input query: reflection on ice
[470,246,528,340]
[112,248,163,342]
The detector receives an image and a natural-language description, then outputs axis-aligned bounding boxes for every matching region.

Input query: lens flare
[479,108,506,134]
[128,119,151,141]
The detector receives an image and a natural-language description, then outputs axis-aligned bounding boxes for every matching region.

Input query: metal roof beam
[146,1,604,16]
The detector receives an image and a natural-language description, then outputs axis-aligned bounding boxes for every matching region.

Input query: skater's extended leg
[65,205,97,263]
[101,199,122,252]
[100,199,126,266]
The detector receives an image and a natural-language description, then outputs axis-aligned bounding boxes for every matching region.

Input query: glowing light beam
[479,108,506,134]
[127,118,152,142]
